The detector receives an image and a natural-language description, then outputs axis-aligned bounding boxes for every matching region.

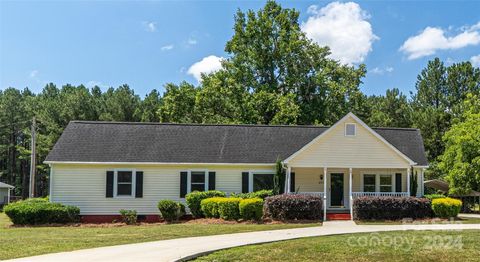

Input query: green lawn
[196,230,480,262]
[0,213,319,260]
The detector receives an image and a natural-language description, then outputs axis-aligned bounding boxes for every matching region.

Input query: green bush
[239,198,263,220]
[201,197,221,218]
[424,194,446,200]
[185,190,226,217]
[216,197,241,220]
[3,198,80,225]
[432,197,462,218]
[119,209,137,225]
[158,200,185,222]
[231,190,274,200]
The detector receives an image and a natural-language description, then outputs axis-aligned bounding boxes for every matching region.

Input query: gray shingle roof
[45,121,428,166]
[0,182,14,189]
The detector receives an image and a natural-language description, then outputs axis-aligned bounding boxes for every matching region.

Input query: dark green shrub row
[158,200,186,222]
[353,196,432,220]
[4,198,80,225]
[432,197,462,218]
[263,194,323,221]
[231,190,274,200]
[185,190,226,218]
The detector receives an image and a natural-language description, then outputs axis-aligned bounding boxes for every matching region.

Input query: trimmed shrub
[353,196,432,220]
[263,194,323,221]
[231,190,274,200]
[158,200,185,222]
[3,198,80,225]
[119,209,137,225]
[200,197,221,218]
[432,197,462,218]
[239,198,263,220]
[185,190,226,218]
[217,197,241,220]
[424,194,446,200]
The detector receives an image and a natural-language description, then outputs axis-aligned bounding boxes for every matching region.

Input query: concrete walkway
[459,213,480,219]
[6,221,480,262]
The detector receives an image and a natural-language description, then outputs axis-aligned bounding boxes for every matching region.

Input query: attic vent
[345,123,356,136]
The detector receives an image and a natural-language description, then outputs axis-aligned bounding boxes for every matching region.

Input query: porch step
[326,213,351,220]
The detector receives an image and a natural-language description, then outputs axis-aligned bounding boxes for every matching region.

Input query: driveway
[6,221,480,262]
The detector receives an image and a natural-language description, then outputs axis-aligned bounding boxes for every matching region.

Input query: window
[379,175,393,192]
[345,123,356,136]
[253,173,274,191]
[191,171,206,192]
[363,174,376,192]
[115,170,135,197]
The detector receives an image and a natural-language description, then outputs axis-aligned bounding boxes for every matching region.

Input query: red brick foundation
[81,215,161,223]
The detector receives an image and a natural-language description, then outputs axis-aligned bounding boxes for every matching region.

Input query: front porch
[284,167,424,220]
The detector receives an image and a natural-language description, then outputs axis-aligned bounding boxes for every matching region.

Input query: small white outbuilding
[0,182,14,205]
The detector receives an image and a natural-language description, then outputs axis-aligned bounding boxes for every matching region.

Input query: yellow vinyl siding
[294,168,324,192]
[50,164,273,215]
[288,116,410,168]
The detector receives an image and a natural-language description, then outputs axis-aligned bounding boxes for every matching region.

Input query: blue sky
[1,0,479,97]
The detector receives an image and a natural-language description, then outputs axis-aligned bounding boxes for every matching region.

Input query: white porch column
[7,188,11,204]
[323,167,327,221]
[286,166,292,193]
[349,167,353,220]
[407,167,411,196]
[421,168,425,196]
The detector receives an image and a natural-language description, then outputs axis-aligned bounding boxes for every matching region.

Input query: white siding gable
[287,115,411,168]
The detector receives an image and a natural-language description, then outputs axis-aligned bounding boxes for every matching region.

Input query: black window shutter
[135,171,143,198]
[106,171,114,198]
[242,172,249,193]
[208,172,216,190]
[290,172,296,193]
[180,171,188,198]
[395,173,402,192]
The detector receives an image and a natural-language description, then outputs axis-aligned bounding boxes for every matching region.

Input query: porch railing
[352,192,409,198]
[297,192,325,198]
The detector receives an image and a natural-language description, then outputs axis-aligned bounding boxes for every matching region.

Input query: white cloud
[371,67,383,74]
[399,23,480,60]
[142,21,157,32]
[187,55,223,82]
[370,66,394,75]
[301,2,378,65]
[29,70,38,78]
[86,81,108,89]
[161,44,174,51]
[471,54,480,67]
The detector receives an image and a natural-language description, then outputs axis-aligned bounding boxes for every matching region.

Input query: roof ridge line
[70,121,329,129]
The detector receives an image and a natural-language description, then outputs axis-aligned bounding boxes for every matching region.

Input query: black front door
[330,173,344,207]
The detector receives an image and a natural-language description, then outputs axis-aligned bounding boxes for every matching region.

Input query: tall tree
[158,82,198,123]
[411,58,450,162]
[439,94,480,194]
[367,88,412,128]
[222,0,366,125]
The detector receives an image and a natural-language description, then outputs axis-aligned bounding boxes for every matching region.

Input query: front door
[330,173,344,207]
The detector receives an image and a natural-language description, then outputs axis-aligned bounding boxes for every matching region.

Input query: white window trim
[113,169,136,198]
[345,123,356,136]
[379,174,394,192]
[186,170,209,193]
[248,170,275,193]
[360,172,396,192]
